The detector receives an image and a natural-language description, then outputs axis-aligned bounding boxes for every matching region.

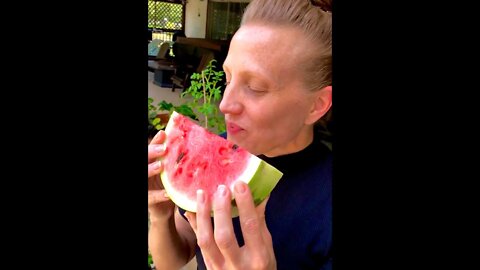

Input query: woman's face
[220,24,324,157]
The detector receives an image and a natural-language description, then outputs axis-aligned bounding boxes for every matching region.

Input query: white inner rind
[161,170,198,212]
[161,112,199,212]
[163,111,178,136]
[232,155,261,189]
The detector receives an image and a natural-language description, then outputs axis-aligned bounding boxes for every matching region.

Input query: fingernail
[235,181,246,194]
[197,189,205,203]
[155,145,165,153]
[217,185,226,197]
[152,161,161,170]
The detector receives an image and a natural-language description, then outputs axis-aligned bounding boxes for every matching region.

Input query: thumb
[150,130,166,145]
[148,190,171,206]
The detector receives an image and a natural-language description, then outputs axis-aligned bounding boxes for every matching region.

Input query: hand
[185,182,276,270]
[148,130,175,219]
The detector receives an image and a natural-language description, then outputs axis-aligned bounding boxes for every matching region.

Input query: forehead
[225,24,308,79]
[231,24,307,59]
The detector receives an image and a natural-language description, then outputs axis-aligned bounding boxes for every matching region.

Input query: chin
[241,144,262,156]
[227,136,255,154]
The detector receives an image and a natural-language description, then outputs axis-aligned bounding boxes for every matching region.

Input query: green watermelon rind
[160,111,283,217]
[161,155,283,217]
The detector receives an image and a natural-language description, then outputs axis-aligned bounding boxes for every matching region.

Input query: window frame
[148,0,186,41]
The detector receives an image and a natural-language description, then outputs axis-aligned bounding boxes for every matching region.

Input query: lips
[226,121,244,134]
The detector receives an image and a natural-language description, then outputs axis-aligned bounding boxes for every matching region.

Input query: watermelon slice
[160,111,283,216]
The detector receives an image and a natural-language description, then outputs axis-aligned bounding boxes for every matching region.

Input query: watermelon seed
[176,152,186,163]
[232,144,238,150]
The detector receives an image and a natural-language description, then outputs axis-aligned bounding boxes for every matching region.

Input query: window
[206,0,250,40]
[148,0,186,41]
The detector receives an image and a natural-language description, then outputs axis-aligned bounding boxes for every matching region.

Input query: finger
[148,190,170,206]
[148,160,163,178]
[255,195,269,224]
[196,189,224,267]
[234,181,266,249]
[184,212,197,234]
[148,144,167,162]
[148,131,167,162]
[212,185,240,264]
[255,196,273,245]
[149,130,166,145]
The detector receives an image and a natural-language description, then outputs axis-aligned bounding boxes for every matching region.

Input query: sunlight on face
[220,24,318,157]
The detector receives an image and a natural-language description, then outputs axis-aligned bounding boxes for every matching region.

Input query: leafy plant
[148,98,198,136]
[181,59,226,133]
[148,59,226,137]
[148,97,166,131]
[157,100,197,121]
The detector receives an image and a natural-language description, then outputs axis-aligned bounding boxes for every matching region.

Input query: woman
[148,0,332,269]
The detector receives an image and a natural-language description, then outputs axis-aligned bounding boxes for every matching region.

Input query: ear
[305,86,332,125]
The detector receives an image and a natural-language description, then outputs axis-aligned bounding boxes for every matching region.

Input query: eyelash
[224,81,265,94]
[247,86,266,95]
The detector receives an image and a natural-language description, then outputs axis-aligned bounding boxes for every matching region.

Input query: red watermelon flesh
[160,111,283,215]
[164,113,249,201]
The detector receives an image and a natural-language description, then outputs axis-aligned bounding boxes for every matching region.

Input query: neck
[264,126,314,158]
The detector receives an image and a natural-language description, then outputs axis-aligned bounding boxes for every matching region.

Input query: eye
[247,85,266,94]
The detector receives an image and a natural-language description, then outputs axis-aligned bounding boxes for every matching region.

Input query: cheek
[248,100,307,132]
[278,111,307,132]
[247,107,275,129]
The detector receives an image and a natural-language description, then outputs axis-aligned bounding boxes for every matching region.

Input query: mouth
[226,121,244,134]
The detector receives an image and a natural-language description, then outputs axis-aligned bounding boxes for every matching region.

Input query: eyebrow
[222,63,276,87]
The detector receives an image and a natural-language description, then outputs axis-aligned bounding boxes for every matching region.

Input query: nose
[219,84,242,115]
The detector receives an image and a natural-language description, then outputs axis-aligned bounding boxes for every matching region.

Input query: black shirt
[181,133,332,270]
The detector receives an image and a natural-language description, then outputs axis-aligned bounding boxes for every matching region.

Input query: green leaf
[149,110,159,119]
[217,121,226,133]
[199,103,214,115]
[180,91,189,98]
[213,89,221,101]
[159,100,174,111]
[208,117,217,128]
[175,104,198,120]
[152,118,161,125]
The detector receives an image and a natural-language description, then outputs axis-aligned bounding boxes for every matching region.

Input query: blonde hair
[241,0,332,91]
[241,0,333,144]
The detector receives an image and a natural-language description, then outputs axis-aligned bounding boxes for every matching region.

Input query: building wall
[185,0,208,38]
